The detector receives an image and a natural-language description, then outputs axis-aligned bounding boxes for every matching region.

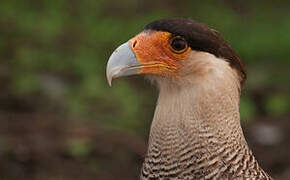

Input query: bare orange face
[128,31,191,77]
[107,18,246,87]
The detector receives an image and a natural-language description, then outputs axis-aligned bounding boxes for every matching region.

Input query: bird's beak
[106,31,182,86]
[106,42,140,86]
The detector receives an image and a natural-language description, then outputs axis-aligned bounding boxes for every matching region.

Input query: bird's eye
[170,36,188,54]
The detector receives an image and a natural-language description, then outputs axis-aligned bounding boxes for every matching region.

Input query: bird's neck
[141,74,269,179]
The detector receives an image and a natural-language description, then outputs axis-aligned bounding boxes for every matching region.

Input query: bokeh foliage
[3,0,289,129]
[0,0,290,179]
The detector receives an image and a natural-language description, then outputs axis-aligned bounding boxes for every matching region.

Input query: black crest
[145,18,247,86]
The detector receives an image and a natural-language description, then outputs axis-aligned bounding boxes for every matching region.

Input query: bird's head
[106,18,246,91]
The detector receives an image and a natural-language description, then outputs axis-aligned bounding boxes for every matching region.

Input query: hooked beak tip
[106,42,139,86]
[107,76,112,87]
[106,67,122,87]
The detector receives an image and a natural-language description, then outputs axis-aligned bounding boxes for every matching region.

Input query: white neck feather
[150,51,243,143]
[141,51,271,180]
[141,51,256,179]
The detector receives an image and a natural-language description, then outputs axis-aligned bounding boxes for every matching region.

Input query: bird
[106,18,273,179]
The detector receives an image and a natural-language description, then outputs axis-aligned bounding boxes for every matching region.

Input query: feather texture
[141,51,272,180]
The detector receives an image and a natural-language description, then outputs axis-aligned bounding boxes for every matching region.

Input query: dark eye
[170,36,188,53]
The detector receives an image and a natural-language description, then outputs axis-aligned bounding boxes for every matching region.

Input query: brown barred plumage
[140,52,272,179]
[106,18,273,180]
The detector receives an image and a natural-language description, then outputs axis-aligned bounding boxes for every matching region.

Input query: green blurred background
[1,0,290,179]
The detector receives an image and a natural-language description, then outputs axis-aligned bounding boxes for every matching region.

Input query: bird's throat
[140,76,268,179]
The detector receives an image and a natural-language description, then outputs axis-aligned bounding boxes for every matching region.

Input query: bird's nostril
[132,40,137,48]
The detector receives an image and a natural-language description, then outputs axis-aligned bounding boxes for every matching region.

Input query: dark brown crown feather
[145,18,247,87]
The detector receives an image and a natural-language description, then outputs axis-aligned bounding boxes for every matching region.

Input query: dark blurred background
[0,0,290,179]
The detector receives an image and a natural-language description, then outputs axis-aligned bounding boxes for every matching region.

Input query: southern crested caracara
[106,18,272,179]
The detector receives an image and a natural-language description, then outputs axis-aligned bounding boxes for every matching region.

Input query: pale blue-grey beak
[106,42,140,86]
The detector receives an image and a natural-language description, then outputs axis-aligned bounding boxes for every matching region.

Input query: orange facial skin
[129,31,191,76]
